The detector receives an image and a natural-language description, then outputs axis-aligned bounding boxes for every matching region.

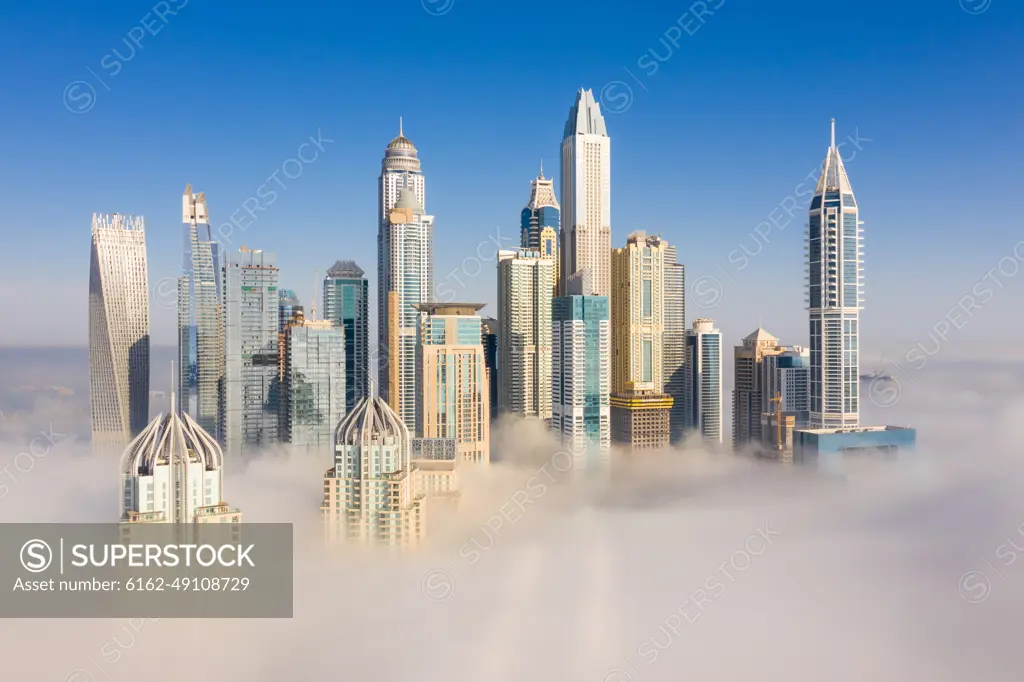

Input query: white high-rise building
[497,250,554,420]
[379,184,434,431]
[684,318,723,445]
[807,119,863,428]
[89,213,150,450]
[120,382,240,525]
[560,88,611,297]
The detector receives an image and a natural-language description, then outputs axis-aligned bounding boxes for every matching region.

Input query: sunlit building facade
[521,164,560,295]
[416,303,490,465]
[323,392,425,547]
[684,318,723,445]
[807,119,863,429]
[177,186,222,437]
[561,88,611,297]
[497,250,553,420]
[90,213,150,450]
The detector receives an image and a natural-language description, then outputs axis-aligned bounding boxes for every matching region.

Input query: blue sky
[1,0,1022,364]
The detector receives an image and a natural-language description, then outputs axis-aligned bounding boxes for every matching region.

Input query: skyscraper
[611,231,666,393]
[521,163,560,295]
[222,247,279,460]
[684,318,723,445]
[178,186,222,436]
[480,317,499,420]
[379,185,434,431]
[663,243,687,444]
[121,382,241,525]
[90,213,150,450]
[497,249,553,421]
[323,260,369,412]
[760,346,810,461]
[807,119,863,429]
[610,231,672,451]
[279,316,346,450]
[322,390,425,547]
[278,289,303,332]
[552,288,611,472]
[415,303,490,465]
[732,328,785,450]
[561,88,611,296]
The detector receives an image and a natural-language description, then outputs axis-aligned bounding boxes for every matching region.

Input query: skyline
[3,0,1023,366]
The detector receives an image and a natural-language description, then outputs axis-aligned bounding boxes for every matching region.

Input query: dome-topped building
[322,389,424,547]
[120,379,241,524]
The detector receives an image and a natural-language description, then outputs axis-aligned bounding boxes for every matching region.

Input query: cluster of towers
[89,90,914,539]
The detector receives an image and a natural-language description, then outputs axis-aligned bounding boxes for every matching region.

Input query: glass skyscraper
[222,247,280,460]
[323,260,368,413]
[552,293,610,472]
[278,289,303,332]
[280,319,346,449]
[178,186,222,436]
[521,164,560,295]
[684,318,723,445]
[807,119,863,429]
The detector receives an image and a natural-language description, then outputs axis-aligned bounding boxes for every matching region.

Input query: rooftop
[413,302,485,316]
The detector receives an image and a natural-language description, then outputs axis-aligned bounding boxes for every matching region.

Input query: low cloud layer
[1,356,1023,681]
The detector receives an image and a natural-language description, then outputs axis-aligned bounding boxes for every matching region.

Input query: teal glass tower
[280,320,346,449]
[323,260,368,414]
[551,293,610,472]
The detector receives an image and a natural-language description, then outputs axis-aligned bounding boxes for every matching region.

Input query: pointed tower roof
[526,167,559,211]
[743,327,777,345]
[563,88,608,138]
[814,118,855,195]
[326,260,365,279]
[334,394,410,448]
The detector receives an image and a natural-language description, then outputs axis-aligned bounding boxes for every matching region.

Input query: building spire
[539,157,544,179]
[399,116,403,137]
[830,118,836,149]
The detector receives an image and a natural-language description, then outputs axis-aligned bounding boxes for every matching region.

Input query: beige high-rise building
[611,231,667,393]
[497,249,553,421]
[732,328,786,450]
[610,231,671,450]
[415,303,490,465]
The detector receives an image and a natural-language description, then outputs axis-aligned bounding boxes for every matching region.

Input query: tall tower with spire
[377,120,433,431]
[521,160,560,295]
[806,119,864,429]
[560,88,611,297]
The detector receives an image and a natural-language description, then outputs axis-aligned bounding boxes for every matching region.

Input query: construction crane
[768,393,784,453]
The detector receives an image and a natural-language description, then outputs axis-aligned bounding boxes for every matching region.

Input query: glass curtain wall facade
[178,186,222,436]
[323,260,369,413]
